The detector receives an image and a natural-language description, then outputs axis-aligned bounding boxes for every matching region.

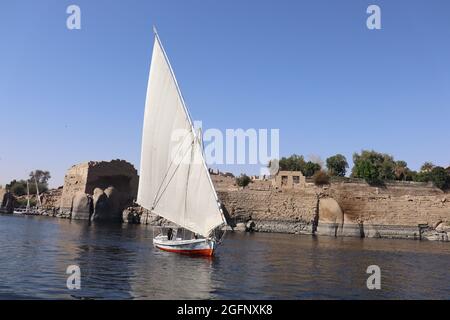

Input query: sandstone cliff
[211,175,450,241]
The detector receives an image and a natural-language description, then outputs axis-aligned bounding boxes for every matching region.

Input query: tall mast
[26,181,30,211]
[34,175,42,208]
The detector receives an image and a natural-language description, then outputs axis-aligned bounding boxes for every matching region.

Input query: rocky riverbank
[214,174,450,241]
[4,169,450,242]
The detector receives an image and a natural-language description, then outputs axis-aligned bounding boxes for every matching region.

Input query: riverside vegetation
[264,150,450,190]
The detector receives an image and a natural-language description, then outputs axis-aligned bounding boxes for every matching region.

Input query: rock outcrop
[41,187,63,210]
[316,197,345,237]
[60,160,139,222]
[1,191,16,214]
[91,187,123,222]
[71,192,92,220]
[0,188,6,206]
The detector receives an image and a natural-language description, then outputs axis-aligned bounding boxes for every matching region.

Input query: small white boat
[13,208,41,215]
[153,234,216,256]
[137,28,227,256]
[13,208,27,214]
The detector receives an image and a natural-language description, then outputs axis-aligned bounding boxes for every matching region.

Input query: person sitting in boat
[194,233,199,239]
[167,228,173,240]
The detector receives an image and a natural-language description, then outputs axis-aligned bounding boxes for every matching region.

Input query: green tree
[235,174,251,188]
[379,154,396,180]
[353,158,380,184]
[405,170,418,181]
[413,171,431,183]
[420,162,435,173]
[352,150,397,184]
[413,162,438,183]
[326,154,349,177]
[278,154,306,172]
[394,160,408,180]
[303,161,321,177]
[30,170,51,184]
[29,169,51,193]
[429,167,450,190]
[7,180,28,196]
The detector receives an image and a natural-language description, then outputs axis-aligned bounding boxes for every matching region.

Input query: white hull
[153,235,216,256]
[13,209,41,215]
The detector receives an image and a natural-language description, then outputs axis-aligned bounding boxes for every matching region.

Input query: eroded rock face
[92,188,105,208]
[71,192,92,220]
[104,187,121,216]
[91,186,123,222]
[1,191,16,214]
[90,188,105,221]
[318,198,344,223]
[0,188,6,206]
[316,197,344,237]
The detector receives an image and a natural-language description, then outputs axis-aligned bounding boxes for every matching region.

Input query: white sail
[26,181,30,211]
[137,33,225,238]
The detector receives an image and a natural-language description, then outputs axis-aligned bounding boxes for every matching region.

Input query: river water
[0,214,449,299]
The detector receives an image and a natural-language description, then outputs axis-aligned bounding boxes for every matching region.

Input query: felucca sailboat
[137,28,227,256]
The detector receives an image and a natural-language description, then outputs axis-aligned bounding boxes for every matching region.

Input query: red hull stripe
[156,245,214,256]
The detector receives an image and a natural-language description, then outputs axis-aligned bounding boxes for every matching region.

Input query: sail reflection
[130,227,215,299]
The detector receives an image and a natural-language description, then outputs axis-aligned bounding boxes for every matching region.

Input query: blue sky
[1,0,450,187]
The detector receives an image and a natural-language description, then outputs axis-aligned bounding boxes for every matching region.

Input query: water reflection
[131,250,214,299]
[69,222,136,299]
[0,214,449,299]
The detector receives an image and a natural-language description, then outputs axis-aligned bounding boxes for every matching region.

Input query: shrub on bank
[236,174,251,188]
[313,170,330,186]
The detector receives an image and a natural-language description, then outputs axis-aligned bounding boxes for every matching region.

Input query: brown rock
[71,192,92,220]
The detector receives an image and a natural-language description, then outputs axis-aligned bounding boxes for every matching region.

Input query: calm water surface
[0,214,449,299]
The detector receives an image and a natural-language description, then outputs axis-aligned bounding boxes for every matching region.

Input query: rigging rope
[152,136,194,210]
[151,131,192,210]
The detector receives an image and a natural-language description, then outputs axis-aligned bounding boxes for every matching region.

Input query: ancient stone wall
[41,187,63,209]
[272,171,306,189]
[0,188,6,205]
[328,180,449,227]
[60,163,90,209]
[213,175,318,233]
[211,175,450,239]
[60,160,139,220]
[84,160,139,197]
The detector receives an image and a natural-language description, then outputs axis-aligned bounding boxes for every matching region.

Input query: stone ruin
[0,188,6,207]
[60,160,139,222]
[272,170,306,189]
[1,189,16,214]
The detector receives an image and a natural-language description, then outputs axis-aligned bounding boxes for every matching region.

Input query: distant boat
[137,28,227,256]
[15,179,41,215]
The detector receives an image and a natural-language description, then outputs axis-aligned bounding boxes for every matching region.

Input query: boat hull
[153,236,216,256]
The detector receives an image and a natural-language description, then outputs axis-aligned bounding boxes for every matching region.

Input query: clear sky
[1,0,450,188]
